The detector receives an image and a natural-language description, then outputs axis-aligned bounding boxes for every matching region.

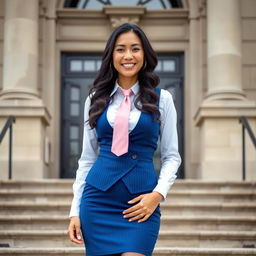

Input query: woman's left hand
[123,191,163,223]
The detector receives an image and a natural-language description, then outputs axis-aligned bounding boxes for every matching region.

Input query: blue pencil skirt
[79,179,161,256]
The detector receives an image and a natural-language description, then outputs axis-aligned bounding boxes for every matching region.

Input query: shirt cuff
[153,175,177,202]
[153,185,168,202]
[69,198,80,218]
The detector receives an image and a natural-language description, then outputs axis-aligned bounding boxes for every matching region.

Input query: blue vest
[86,88,161,194]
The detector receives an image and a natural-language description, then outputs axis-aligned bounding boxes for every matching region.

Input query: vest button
[131,154,137,159]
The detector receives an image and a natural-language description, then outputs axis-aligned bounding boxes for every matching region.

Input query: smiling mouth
[121,63,136,68]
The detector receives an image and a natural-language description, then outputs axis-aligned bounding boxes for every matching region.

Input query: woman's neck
[117,76,137,90]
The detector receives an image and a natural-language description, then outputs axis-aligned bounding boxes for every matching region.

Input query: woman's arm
[122,89,181,223]
[153,89,182,200]
[69,95,99,218]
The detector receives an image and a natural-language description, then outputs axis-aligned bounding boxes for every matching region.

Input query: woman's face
[113,31,144,82]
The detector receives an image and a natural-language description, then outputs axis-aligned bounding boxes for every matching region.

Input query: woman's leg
[105,254,122,256]
[121,253,145,256]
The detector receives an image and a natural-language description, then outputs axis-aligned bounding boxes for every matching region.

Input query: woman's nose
[124,50,133,59]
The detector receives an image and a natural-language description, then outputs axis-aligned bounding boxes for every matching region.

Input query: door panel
[154,54,184,178]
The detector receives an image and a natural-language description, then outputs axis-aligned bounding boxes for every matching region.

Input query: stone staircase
[0,179,256,256]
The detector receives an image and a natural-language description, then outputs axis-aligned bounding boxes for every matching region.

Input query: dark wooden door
[155,53,184,178]
[60,54,101,178]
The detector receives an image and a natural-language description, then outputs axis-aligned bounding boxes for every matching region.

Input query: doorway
[60,53,184,178]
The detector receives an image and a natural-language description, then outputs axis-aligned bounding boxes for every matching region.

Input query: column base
[0,99,51,123]
[195,99,256,126]
[205,89,246,101]
[0,99,51,180]
[0,88,40,100]
[194,99,256,181]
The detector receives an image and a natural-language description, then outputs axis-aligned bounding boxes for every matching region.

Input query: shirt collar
[110,80,139,97]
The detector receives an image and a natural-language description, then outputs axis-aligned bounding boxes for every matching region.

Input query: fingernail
[77,235,81,240]
[123,215,127,218]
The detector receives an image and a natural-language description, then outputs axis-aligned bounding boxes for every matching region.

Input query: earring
[142,61,147,70]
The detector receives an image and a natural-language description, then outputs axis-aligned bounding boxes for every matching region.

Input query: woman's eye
[133,48,140,52]
[116,48,124,52]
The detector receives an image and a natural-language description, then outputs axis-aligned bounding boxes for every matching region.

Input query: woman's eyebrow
[115,43,141,47]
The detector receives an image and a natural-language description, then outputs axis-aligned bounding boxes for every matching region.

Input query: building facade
[0,0,255,181]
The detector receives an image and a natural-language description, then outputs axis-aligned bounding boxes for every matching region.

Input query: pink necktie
[111,88,133,156]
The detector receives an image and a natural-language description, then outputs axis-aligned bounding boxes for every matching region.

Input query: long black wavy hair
[88,23,160,129]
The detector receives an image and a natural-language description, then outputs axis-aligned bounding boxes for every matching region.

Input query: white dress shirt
[69,81,181,218]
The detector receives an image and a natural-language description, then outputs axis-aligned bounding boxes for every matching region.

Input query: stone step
[0,202,71,216]
[0,247,256,256]
[157,231,256,248]
[161,202,256,216]
[0,189,255,203]
[1,230,255,248]
[0,179,255,191]
[160,216,256,231]
[0,180,73,191]
[164,190,256,203]
[1,215,255,231]
[1,202,256,216]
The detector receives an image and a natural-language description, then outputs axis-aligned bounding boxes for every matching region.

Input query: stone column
[0,0,51,180]
[206,0,245,101]
[41,0,58,178]
[0,0,39,99]
[187,0,203,178]
[195,0,256,181]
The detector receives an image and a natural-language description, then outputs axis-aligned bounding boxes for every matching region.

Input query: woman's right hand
[67,216,84,244]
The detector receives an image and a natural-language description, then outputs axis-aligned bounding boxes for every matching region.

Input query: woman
[67,23,181,256]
